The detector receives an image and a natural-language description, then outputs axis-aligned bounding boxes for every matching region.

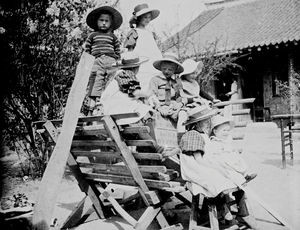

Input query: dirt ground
[1,121,299,229]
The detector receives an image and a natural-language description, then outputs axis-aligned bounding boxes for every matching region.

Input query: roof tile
[163,0,300,56]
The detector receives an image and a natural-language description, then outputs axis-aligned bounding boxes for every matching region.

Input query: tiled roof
[162,0,300,56]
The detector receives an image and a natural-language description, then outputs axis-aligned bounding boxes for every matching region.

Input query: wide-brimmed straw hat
[119,52,148,69]
[184,105,218,126]
[211,114,233,130]
[86,6,123,30]
[180,59,204,77]
[132,3,160,21]
[153,53,184,74]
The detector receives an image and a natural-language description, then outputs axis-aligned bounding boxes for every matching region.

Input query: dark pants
[87,55,117,98]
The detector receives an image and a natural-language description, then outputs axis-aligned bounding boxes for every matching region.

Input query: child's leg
[177,110,188,133]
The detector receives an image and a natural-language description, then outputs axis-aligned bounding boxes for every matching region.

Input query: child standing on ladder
[85,6,123,115]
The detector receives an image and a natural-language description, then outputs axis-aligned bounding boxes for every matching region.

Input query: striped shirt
[85,31,121,60]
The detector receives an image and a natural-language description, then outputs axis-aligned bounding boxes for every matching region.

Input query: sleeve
[147,77,159,96]
[231,81,238,93]
[112,34,121,59]
[84,33,93,54]
[123,29,138,51]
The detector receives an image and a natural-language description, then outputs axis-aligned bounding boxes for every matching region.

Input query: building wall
[263,73,290,115]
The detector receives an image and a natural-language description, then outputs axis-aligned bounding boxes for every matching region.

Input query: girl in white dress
[124,3,162,91]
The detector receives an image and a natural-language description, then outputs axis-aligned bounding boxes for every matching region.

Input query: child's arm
[84,33,94,54]
[112,34,121,60]
[123,29,138,51]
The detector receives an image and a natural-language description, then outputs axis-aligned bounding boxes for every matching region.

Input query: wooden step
[72,151,163,161]
[83,172,181,190]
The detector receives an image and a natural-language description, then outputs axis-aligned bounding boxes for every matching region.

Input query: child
[177,59,220,133]
[85,6,123,115]
[123,3,162,91]
[147,53,185,122]
[100,51,150,125]
[210,114,257,183]
[180,108,259,229]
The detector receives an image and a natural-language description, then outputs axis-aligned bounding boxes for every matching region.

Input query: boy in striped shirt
[85,6,123,115]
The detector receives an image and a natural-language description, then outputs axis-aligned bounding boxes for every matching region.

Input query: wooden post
[279,119,286,169]
[32,52,95,230]
[288,122,294,165]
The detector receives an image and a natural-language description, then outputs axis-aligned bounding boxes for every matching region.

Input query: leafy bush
[1,0,119,177]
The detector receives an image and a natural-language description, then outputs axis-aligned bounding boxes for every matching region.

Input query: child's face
[138,13,152,27]
[213,123,231,140]
[97,14,112,32]
[160,62,177,79]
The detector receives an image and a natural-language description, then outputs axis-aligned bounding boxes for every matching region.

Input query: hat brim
[211,118,234,130]
[153,58,184,74]
[136,8,160,21]
[87,6,123,30]
[184,109,218,126]
[119,57,149,69]
[180,61,202,77]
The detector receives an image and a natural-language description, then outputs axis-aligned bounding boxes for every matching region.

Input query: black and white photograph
[0,0,299,229]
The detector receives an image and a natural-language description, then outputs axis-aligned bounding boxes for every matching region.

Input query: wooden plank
[98,187,138,227]
[135,207,161,230]
[83,172,181,189]
[71,140,115,148]
[72,151,163,161]
[102,116,150,193]
[41,121,106,223]
[72,150,119,158]
[232,109,250,116]
[161,224,184,230]
[75,125,107,136]
[189,194,199,230]
[103,116,171,228]
[32,52,95,230]
[125,140,156,147]
[213,98,255,107]
[234,121,248,128]
[122,126,150,135]
[78,162,167,173]
[208,203,219,230]
[62,196,94,229]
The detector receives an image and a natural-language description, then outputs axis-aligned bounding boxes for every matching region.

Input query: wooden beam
[214,98,255,107]
[61,196,94,229]
[102,116,150,193]
[121,126,151,135]
[72,150,163,161]
[41,121,106,224]
[135,207,161,230]
[125,140,156,147]
[98,187,138,227]
[232,109,250,116]
[32,52,95,230]
[71,140,115,148]
[83,172,180,189]
[78,162,167,173]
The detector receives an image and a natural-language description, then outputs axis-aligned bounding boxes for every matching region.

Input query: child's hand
[162,147,180,160]
[213,99,221,103]
[133,90,147,99]
[148,95,160,108]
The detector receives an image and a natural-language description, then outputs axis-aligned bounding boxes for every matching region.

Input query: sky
[118,0,207,39]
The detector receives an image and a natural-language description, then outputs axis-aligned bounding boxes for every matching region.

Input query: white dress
[133,28,162,91]
[100,79,151,125]
[180,133,238,198]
